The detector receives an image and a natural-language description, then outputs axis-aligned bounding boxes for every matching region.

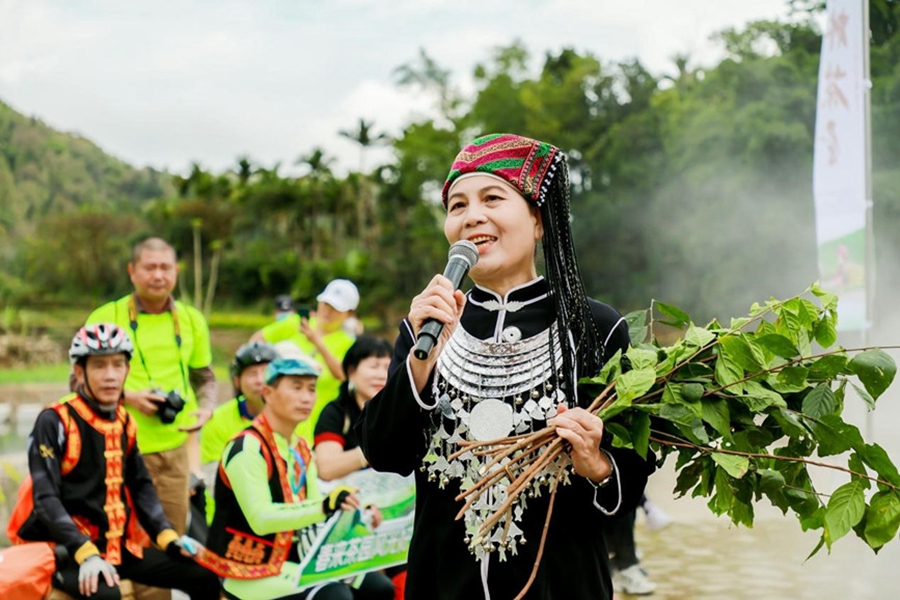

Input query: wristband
[589,450,615,489]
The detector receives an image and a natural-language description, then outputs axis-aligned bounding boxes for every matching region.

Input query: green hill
[0,98,172,233]
[0,98,174,305]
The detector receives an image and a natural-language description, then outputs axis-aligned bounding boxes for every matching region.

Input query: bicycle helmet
[69,323,134,363]
[231,341,279,378]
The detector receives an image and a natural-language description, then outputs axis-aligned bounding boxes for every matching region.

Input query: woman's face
[444,175,543,293]
[349,355,391,403]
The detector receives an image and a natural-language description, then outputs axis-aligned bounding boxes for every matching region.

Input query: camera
[154,389,186,424]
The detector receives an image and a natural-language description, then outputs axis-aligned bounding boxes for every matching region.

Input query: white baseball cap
[316,279,360,312]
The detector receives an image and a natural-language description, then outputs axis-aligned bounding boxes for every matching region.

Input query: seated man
[200,340,280,496]
[200,357,393,600]
[13,324,218,600]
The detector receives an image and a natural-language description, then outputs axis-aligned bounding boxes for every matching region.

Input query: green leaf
[864,491,900,549]
[730,496,755,527]
[805,414,864,457]
[800,505,826,532]
[624,309,649,344]
[756,333,799,358]
[712,453,750,479]
[758,468,789,512]
[655,301,690,328]
[712,466,735,514]
[847,452,871,490]
[597,395,633,420]
[729,316,752,330]
[824,480,867,549]
[848,349,897,401]
[741,380,787,410]
[776,366,809,387]
[631,411,651,459]
[850,382,876,411]
[614,367,657,402]
[799,299,821,329]
[771,408,809,438]
[701,398,731,439]
[719,335,762,372]
[808,354,849,379]
[858,444,900,487]
[801,385,838,419]
[662,382,684,405]
[806,536,826,561]
[659,403,697,426]
[625,347,658,371]
[797,329,812,359]
[814,317,838,348]
[714,352,744,392]
[685,323,716,348]
[654,342,692,375]
[674,460,705,498]
[605,422,631,446]
[810,282,839,311]
[593,348,623,385]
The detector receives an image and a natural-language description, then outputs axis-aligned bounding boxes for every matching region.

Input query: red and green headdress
[443,133,606,397]
[441,133,562,208]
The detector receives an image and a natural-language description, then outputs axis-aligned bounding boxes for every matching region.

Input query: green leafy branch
[455,283,900,598]
[589,282,899,556]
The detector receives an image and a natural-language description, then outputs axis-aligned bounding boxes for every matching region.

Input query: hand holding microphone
[412,240,479,360]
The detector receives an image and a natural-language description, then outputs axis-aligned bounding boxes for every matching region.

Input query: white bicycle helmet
[69,323,134,363]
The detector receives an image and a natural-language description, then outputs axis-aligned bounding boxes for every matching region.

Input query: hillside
[0,98,172,233]
[0,98,175,304]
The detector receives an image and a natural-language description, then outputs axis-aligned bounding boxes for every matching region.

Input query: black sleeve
[587,298,657,513]
[27,409,92,556]
[357,319,432,476]
[588,298,630,360]
[314,401,347,448]
[124,417,174,538]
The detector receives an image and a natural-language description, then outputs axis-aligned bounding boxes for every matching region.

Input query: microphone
[413,240,479,360]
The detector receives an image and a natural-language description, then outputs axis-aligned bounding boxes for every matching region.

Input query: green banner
[295,470,415,590]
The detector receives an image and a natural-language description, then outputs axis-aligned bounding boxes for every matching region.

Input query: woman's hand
[549,405,612,484]
[407,275,466,386]
[299,316,323,346]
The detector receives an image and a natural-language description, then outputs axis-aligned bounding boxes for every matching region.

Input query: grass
[0,363,72,384]
[0,362,230,386]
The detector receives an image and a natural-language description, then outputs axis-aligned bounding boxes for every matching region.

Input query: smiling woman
[359,133,656,600]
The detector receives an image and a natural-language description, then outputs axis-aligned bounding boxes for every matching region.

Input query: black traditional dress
[359,277,655,600]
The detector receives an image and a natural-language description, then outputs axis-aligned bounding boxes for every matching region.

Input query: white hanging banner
[812,0,868,332]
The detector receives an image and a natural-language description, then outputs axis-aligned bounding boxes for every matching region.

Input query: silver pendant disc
[468,398,514,441]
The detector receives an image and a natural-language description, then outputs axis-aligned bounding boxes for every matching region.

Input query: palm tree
[338,118,390,173]
[295,149,336,260]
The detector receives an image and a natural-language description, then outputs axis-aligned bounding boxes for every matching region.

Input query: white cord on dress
[591,450,622,516]
[604,315,627,350]
[480,554,492,600]
[405,357,439,410]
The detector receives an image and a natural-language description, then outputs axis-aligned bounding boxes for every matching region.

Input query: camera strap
[127,294,190,397]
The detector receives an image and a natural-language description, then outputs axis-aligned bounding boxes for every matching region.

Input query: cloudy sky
[0,0,790,174]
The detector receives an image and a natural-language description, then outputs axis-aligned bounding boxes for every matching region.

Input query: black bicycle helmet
[230,341,279,378]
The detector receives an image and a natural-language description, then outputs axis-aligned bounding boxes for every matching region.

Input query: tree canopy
[2,3,900,334]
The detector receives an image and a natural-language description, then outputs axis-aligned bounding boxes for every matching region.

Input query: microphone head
[448,240,479,268]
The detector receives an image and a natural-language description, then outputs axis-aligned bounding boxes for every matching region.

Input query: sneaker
[642,499,673,530]
[614,564,657,595]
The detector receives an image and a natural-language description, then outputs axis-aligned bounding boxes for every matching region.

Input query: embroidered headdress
[442,133,604,392]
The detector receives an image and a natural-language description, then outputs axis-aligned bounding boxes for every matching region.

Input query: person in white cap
[251,279,360,444]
